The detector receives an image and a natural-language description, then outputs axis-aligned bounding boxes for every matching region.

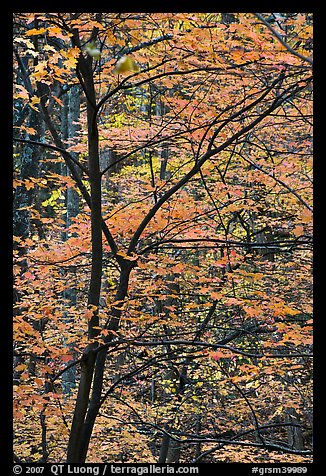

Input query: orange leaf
[300,208,312,224]
[210,351,225,361]
[85,309,94,320]
[293,225,304,237]
[25,27,47,36]
[52,95,64,107]
[61,354,74,363]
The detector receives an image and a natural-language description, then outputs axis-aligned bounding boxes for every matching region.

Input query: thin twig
[254,13,313,66]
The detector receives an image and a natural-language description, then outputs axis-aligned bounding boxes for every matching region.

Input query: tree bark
[78,260,134,462]
[66,51,103,462]
[286,408,304,450]
[61,85,81,395]
[13,109,44,240]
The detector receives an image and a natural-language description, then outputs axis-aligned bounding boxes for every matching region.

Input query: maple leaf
[61,354,74,363]
[25,27,47,36]
[113,56,140,74]
[210,351,225,361]
[293,225,304,237]
[299,208,312,224]
[47,26,72,41]
[116,251,138,262]
[21,126,37,136]
[29,95,41,111]
[171,263,186,273]
[15,364,27,372]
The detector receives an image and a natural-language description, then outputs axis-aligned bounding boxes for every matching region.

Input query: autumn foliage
[13,13,313,464]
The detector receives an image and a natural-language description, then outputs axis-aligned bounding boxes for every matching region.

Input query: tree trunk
[61,85,81,395]
[286,408,304,450]
[158,423,181,463]
[78,261,133,462]
[66,53,103,462]
[13,109,44,240]
[158,423,171,463]
[14,108,45,379]
[166,438,181,463]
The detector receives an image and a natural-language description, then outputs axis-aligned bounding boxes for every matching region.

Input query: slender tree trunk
[194,416,202,460]
[13,110,44,240]
[66,53,103,462]
[286,408,304,450]
[166,439,181,463]
[14,109,45,378]
[158,423,171,463]
[78,261,133,461]
[65,43,137,462]
[156,93,170,181]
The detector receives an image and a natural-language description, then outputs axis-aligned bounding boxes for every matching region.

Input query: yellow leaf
[244,272,264,282]
[14,37,35,49]
[43,44,57,53]
[113,56,140,75]
[47,26,72,40]
[111,299,125,310]
[29,95,40,110]
[85,42,101,60]
[283,306,300,316]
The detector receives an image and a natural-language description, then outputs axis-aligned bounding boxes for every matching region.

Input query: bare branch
[127,77,310,254]
[254,13,313,66]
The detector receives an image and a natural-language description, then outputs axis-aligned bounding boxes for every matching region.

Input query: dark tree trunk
[78,261,133,462]
[13,110,44,240]
[66,49,103,462]
[286,408,304,450]
[13,108,45,380]
[158,423,171,463]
